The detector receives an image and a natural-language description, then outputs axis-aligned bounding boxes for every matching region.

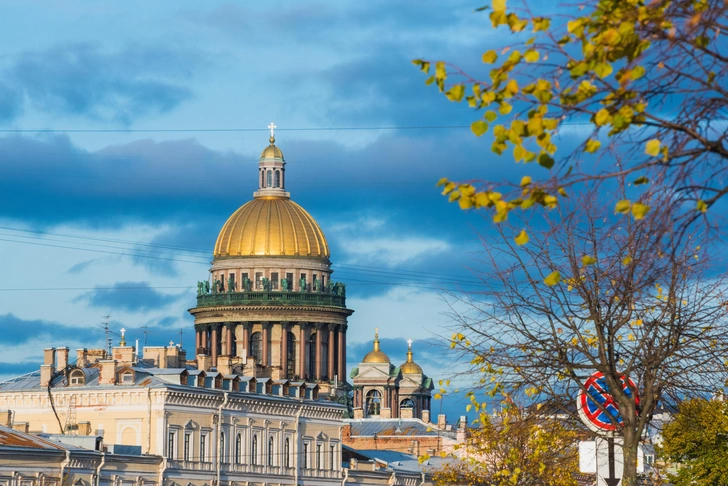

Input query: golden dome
[400,340,423,374]
[260,137,284,159]
[362,328,390,364]
[214,197,330,259]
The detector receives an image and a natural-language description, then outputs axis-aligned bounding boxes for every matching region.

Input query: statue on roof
[281,278,288,291]
[213,279,221,293]
[204,280,210,294]
[227,275,236,293]
[262,277,270,291]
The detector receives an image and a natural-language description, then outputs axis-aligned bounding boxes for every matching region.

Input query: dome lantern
[254,122,289,199]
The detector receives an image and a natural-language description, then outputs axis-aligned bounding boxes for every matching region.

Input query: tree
[444,191,728,486]
[414,0,728,230]
[661,398,728,485]
[430,396,580,486]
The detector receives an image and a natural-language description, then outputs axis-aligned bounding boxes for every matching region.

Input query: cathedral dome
[214,197,330,259]
[260,137,284,159]
[362,329,390,364]
[400,340,423,375]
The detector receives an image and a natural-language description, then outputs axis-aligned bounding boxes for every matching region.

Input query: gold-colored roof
[214,197,330,259]
[400,341,422,374]
[362,328,390,364]
[261,137,284,159]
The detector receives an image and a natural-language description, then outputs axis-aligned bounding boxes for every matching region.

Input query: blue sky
[0,1,559,419]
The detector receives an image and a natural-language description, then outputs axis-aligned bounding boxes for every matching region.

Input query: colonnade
[194,321,347,382]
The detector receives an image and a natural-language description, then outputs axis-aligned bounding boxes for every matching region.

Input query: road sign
[577,371,639,433]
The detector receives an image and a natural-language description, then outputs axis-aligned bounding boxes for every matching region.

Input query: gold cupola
[400,339,423,374]
[362,328,390,364]
[213,123,330,260]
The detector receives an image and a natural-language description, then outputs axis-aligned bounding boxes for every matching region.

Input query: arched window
[284,438,290,468]
[308,333,317,378]
[287,331,297,378]
[252,435,258,465]
[366,389,382,417]
[275,170,280,188]
[400,398,415,413]
[69,369,85,386]
[261,170,265,187]
[267,170,272,187]
[250,332,262,364]
[268,436,274,466]
[236,433,242,464]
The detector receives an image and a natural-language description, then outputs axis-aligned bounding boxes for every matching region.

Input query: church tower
[189,124,353,395]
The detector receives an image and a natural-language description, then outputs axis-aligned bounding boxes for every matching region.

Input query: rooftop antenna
[179,328,184,349]
[142,325,149,346]
[101,316,111,357]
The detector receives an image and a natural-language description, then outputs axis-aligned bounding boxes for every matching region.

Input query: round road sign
[577,371,639,433]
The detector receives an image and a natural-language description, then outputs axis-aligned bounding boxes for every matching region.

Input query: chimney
[57,347,69,371]
[166,345,179,368]
[422,410,430,424]
[40,365,55,388]
[0,410,12,427]
[112,346,134,365]
[43,348,56,366]
[457,415,467,442]
[76,349,88,367]
[437,414,447,430]
[99,360,117,385]
[411,440,420,456]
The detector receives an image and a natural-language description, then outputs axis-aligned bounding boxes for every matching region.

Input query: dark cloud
[0,313,102,346]
[0,360,40,376]
[74,281,183,312]
[2,43,201,124]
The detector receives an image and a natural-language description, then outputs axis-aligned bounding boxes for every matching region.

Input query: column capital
[261,321,273,330]
[314,322,324,331]
[327,323,336,332]
[339,324,348,333]
[298,321,309,330]
[241,321,252,330]
[224,322,236,331]
[194,324,205,332]
[281,321,291,330]
[209,323,220,331]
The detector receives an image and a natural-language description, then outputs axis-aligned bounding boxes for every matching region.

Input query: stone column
[338,324,347,382]
[262,322,270,367]
[315,324,323,380]
[241,322,251,358]
[194,324,202,353]
[201,325,209,353]
[210,324,219,367]
[299,323,307,379]
[225,322,235,356]
[281,322,290,379]
[327,324,335,382]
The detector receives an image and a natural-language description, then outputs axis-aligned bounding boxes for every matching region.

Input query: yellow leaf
[492,0,506,12]
[584,139,601,153]
[631,202,650,220]
[633,176,649,185]
[482,50,498,64]
[622,256,632,265]
[697,199,708,213]
[582,255,597,266]
[459,196,473,210]
[515,229,529,246]
[595,108,611,126]
[471,120,489,137]
[615,200,631,213]
[645,139,661,156]
[558,187,568,197]
[434,393,442,399]
[544,271,561,286]
[524,49,540,62]
[520,176,532,187]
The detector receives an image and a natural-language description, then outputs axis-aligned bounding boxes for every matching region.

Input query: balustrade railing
[195,290,346,308]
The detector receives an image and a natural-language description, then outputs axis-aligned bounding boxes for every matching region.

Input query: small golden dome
[260,137,284,159]
[214,197,329,259]
[362,328,390,364]
[400,340,423,374]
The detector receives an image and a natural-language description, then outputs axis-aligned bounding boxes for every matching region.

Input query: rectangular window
[316,444,322,470]
[271,272,279,290]
[200,434,207,462]
[303,442,309,469]
[286,273,293,286]
[330,444,335,470]
[255,272,263,290]
[184,433,191,461]
[220,273,225,292]
[229,273,235,291]
[167,431,175,460]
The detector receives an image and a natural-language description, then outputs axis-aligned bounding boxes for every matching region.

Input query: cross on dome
[268,122,277,138]
[375,327,379,339]
[169,340,175,346]
[120,328,126,336]
[407,339,413,349]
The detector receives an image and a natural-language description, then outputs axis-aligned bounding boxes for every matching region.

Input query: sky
[0,0,562,420]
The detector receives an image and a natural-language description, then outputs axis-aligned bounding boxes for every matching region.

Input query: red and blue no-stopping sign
[577,371,639,433]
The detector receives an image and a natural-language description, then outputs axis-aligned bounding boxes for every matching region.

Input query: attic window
[120,372,134,384]
[69,369,85,386]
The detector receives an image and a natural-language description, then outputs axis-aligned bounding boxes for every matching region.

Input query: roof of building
[344,447,455,475]
[362,330,390,364]
[260,137,284,160]
[345,418,456,439]
[213,197,329,259]
[0,425,65,450]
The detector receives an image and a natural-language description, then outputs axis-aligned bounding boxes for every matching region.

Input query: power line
[0,125,471,134]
